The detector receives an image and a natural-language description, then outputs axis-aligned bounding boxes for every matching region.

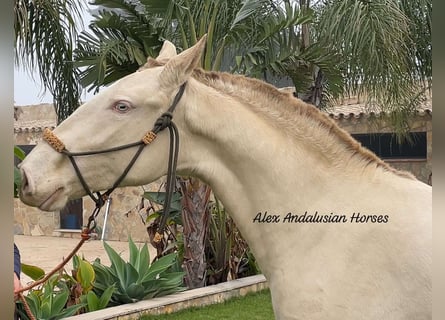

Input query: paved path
[14,235,157,287]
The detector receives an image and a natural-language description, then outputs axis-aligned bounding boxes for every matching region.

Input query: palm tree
[14,0,85,122]
[75,0,327,95]
[314,0,432,137]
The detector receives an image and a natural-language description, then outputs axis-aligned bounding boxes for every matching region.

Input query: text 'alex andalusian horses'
[19,36,431,320]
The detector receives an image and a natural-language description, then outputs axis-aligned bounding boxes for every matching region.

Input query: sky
[14,68,54,105]
[14,68,93,105]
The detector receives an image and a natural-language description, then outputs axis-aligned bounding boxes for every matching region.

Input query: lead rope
[153,118,180,243]
[15,213,98,320]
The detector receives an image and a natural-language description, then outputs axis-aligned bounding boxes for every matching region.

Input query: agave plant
[92,237,185,305]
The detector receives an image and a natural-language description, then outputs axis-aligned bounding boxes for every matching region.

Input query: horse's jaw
[25,187,68,212]
[38,187,68,211]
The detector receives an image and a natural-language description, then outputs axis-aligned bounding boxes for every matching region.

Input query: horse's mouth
[19,166,69,211]
[38,187,67,211]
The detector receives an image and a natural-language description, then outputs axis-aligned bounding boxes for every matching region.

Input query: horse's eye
[113,101,132,113]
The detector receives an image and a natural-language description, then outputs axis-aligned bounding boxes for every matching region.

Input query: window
[60,198,83,229]
[351,132,427,160]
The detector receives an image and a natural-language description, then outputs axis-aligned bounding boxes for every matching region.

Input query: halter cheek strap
[43,82,186,242]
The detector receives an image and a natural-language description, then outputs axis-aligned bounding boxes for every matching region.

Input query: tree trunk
[179,177,211,289]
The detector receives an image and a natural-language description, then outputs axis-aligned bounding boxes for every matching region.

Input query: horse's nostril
[20,167,32,196]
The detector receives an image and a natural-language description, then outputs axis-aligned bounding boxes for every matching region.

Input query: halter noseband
[43,83,187,242]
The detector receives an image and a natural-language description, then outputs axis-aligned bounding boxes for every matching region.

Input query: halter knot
[154,112,173,132]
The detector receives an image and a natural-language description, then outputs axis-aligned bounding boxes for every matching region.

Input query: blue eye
[113,101,132,113]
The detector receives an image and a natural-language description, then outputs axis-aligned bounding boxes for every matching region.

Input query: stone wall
[82,186,158,242]
[14,199,59,236]
[64,275,268,320]
[14,186,157,242]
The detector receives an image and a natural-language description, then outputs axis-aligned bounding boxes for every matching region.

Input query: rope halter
[43,83,187,242]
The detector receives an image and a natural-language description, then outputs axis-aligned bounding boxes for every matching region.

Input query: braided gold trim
[43,128,65,152]
[153,232,163,243]
[142,131,157,145]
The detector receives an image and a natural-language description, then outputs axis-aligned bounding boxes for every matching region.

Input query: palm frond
[315,0,431,136]
[76,27,148,92]
[140,0,175,14]
[14,0,85,122]
[229,1,336,100]
[399,0,432,88]
[230,0,265,29]
[75,1,165,92]
[91,0,142,16]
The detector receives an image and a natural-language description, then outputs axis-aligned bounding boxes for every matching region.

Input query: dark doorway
[351,132,427,160]
[59,198,83,229]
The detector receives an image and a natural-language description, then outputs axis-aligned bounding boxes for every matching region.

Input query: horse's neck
[178,77,423,272]
[180,78,386,212]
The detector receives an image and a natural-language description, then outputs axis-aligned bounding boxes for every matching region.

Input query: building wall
[332,113,432,184]
[81,185,163,242]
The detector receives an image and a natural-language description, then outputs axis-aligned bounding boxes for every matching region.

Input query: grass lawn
[140,289,274,320]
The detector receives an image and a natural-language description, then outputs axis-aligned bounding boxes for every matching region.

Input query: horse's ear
[139,40,177,70]
[159,34,207,90]
[157,40,177,62]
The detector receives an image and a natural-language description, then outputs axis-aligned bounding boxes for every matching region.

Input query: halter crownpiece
[43,128,65,152]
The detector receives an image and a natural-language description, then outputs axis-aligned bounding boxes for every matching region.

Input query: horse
[19,36,431,319]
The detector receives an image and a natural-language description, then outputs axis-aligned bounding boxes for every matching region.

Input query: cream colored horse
[19,36,431,319]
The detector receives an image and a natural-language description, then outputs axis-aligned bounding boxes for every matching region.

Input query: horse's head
[19,36,207,211]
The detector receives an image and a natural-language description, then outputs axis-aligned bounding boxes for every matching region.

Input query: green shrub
[92,237,186,305]
[72,255,115,312]
[15,274,85,320]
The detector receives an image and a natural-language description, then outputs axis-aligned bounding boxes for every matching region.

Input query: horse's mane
[144,58,415,180]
